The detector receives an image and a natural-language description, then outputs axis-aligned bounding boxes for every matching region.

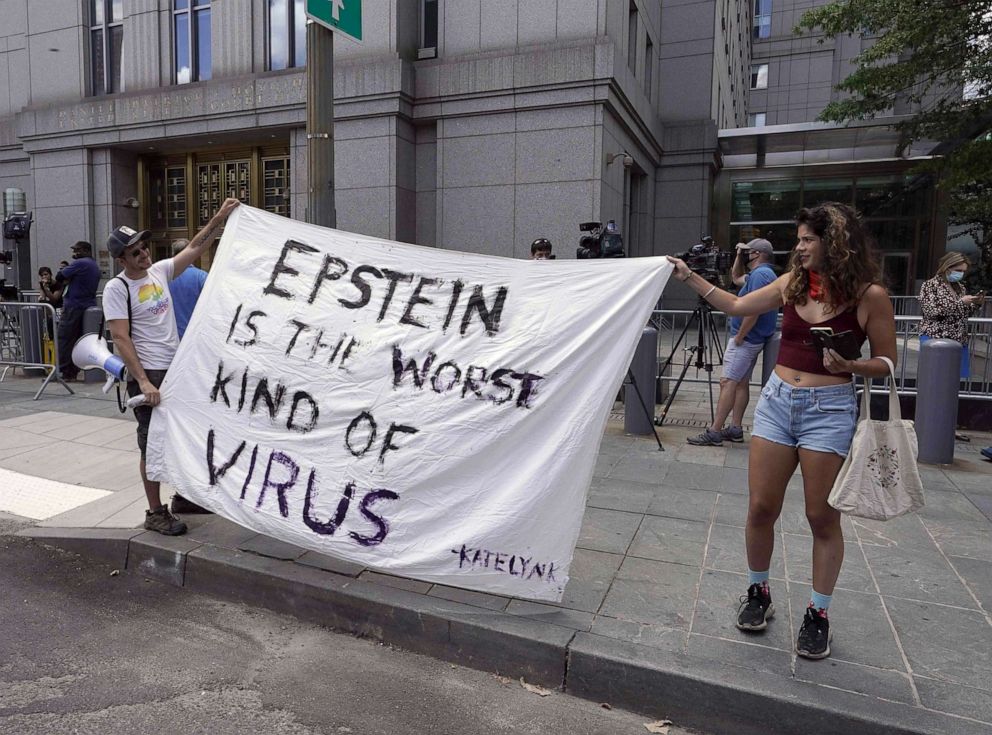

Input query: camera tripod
[653,294,725,427]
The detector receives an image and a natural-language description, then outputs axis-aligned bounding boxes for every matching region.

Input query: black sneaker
[170,494,212,514]
[796,607,832,659]
[144,506,187,536]
[736,583,774,631]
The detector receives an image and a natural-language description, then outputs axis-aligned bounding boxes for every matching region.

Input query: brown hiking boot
[144,505,187,536]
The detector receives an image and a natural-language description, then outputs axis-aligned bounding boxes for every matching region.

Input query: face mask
[947,270,965,283]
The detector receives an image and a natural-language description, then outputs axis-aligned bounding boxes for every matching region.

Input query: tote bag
[828,356,925,520]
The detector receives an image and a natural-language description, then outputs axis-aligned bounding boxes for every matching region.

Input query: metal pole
[306,21,336,227]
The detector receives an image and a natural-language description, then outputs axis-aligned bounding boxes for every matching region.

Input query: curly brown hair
[784,202,883,311]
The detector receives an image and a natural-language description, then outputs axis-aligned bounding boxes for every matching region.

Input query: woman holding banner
[668,203,896,660]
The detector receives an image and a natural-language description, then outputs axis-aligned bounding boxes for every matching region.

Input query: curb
[20,527,990,735]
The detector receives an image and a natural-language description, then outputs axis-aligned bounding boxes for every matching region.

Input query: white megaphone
[72,333,128,393]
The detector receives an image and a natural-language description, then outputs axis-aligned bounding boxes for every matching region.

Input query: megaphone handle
[125,394,147,408]
[102,375,116,394]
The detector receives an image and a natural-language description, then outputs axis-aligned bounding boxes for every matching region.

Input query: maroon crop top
[776,303,867,377]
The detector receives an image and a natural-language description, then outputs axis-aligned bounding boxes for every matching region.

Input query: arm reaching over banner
[174,198,240,278]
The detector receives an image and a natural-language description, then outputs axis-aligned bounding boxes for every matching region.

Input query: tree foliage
[796,0,992,286]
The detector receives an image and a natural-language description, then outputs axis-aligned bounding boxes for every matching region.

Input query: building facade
[0,0,946,297]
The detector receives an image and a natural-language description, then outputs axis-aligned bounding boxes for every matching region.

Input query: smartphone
[811,328,861,361]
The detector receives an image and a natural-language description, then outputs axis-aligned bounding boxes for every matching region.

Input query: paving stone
[711,493,752,528]
[587,616,687,653]
[782,535,875,594]
[948,555,992,611]
[703,523,785,580]
[917,491,991,524]
[645,485,719,522]
[592,454,621,478]
[358,570,433,594]
[789,588,906,671]
[964,491,992,523]
[722,446,750,469]
[914,675,992,724]
[185,515,259,548]
[921,518,992,562]
[675,444,729,467]
[886,596,992,692]
[598,556,699,628]
[692,569,795,652]
[575,507,642,554]
[505,599,594,631]
[687,632,793,676]
[663,461,744,493]
[851,513,939,549]
[793,657,917,705]
[863,545,979,608]
[238,534,306,561]
[427,583,510,612]
[586,477,658,514]
[295,550,366,578]
[917,468,961,493]
[557,547,623,613]
[627,515,708,566]
[606,452,672,484]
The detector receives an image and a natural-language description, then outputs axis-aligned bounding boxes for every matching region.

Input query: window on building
[268,0,306,70]
[174,0,212,84]
[750,63,768,90]
[748,112,766,127]
[753,0,771,39]
[90,0,123,95]
[628,2,638,74]
[644,37,654,99]
[419,0,439,59]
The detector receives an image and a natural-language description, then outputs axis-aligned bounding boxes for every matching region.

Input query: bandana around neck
[808,270,825,302]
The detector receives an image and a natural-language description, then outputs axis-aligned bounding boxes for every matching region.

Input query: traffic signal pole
[306,21,336,228]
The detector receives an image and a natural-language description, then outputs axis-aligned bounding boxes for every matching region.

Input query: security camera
[621,154,633,169]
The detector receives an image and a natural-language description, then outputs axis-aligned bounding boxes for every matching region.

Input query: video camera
[576,220,625,259]
[2,212,32,241]
[674,235,734,284]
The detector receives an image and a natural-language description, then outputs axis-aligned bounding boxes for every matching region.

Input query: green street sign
[306,0,362,42]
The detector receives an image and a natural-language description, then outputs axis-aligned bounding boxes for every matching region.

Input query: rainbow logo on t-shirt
[138,283,170,315]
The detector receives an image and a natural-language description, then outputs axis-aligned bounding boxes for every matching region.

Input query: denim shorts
[751,372,858,457]
[722,338,764,382]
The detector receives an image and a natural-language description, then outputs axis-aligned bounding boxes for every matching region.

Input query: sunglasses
[126,243,150,258]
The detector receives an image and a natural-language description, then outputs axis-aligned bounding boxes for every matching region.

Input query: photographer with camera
[686,238,778,446]
[668,203,897,661]
[576,220,624,259]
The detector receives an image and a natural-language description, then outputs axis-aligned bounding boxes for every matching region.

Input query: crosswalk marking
[0,468,111,520]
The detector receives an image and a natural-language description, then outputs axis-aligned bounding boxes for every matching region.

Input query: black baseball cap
[107,226,151,258]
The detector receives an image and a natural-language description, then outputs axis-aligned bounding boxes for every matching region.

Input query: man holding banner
[102,198,240,535]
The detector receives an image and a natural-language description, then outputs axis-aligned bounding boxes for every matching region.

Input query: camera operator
[687,238,778,446]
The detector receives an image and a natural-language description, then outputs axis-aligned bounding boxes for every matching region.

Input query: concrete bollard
[761,331,781,387]
[625,326,659,435]
[81,305,105,384]
[916,338,961,464]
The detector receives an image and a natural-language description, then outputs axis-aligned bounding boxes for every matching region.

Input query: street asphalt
[2,372,992,735]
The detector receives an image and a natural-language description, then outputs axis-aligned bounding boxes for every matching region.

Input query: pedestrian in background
[167,238,208,340]
[54,241,100,382]
[668,202,897,660]
[918,251,984,380]
[687,238,778,446]
[530,238,554,260]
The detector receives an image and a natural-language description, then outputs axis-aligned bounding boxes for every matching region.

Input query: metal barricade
[0,300,73,400]
[652,308,992,402]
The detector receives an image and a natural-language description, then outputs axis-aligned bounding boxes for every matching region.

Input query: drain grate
[609,411,751,431]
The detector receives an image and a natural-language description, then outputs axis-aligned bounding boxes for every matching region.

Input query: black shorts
[128,369,168,460]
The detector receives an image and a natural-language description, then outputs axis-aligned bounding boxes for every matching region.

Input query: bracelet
[680,272,692,282]
[703,285,717,298]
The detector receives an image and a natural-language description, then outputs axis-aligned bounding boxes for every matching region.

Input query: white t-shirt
[102,259,179,370]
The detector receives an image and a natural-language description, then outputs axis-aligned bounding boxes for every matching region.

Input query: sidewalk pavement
[2,376,992,735]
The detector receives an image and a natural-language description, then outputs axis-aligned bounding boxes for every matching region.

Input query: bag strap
[862,356,900,421]
[113,276,132,338]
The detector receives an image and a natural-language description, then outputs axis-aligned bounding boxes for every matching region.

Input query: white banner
[147,206,671,600]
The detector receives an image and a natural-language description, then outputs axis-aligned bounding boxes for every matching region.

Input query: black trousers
[57,307,85,378]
